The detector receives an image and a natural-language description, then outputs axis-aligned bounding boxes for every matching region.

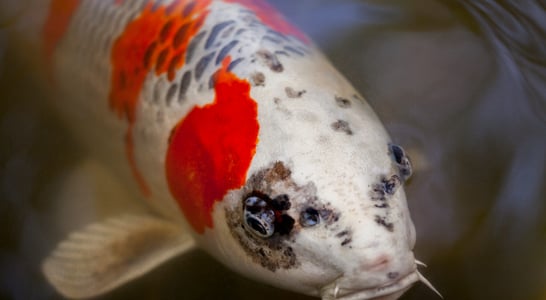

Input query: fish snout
[320,268,420,300]
[317,249,419,300]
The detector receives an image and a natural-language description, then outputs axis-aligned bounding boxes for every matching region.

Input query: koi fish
[4,0,439,299]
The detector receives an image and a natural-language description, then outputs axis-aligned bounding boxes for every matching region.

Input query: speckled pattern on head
[30,0,432,299]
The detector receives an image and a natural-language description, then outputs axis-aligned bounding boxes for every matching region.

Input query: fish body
[4,0,435,299]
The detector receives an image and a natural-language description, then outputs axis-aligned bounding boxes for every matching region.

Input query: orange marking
[225,0,309,43]
[110,0,211,196]
[42,0,80,69]
[165,58,259,233]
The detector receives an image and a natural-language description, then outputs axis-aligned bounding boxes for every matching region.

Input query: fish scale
[4,0,440,299]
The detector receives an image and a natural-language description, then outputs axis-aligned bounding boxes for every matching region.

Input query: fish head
[200,86,425,299]
[162,34,435,297]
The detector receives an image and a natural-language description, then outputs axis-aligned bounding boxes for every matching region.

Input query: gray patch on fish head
[285,87,306,98]
[255,49,284,72]
[225,161,347,273]
[251,71,265,86]
[331,120,353,135]
[335,95,352,108]
[220,144,419,298]
[225,161,311,271]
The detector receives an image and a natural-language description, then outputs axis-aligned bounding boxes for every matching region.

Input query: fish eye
[389,144,412,180]
[300,207,320,227]
[243,194,275,238]
[245,210,275,238]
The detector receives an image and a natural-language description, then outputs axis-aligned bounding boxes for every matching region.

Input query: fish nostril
[388,143,412,181]
[387,272,399,280]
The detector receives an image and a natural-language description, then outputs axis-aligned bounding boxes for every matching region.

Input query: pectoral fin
[43,214,196,299]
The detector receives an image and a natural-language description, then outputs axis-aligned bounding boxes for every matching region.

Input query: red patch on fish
[166,58,259,233]
[43,0,80,71]
[224,0,309,43]
[109,0,211,196]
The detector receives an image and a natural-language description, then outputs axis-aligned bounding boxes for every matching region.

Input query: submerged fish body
[7,0,434,299]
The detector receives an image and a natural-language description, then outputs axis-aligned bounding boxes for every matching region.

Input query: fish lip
[322,271,420,300]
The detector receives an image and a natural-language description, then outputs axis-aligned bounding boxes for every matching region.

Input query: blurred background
[1,0,545,299]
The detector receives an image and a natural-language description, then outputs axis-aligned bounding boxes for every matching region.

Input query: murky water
[1,1,545,299]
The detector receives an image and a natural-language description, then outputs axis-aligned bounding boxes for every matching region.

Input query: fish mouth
[321,265,442,300]
[321,271,420,300]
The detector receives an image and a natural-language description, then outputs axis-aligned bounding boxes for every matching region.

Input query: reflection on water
[0,1,545,299]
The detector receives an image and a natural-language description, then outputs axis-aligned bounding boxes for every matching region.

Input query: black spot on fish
[186,30,207,63]
[205,21,235,49]
[216,40,239,65]
[178,70,191,102]
[387,272,399,279]
[341,238,352,246]
[331,120,353,135]
[144,41,158,68]
[284,46,304,56]
[182,1,196,17]
[248,20,262,28]
[194,51,216,80]
[371,175,399,202]
[285,87,306,98]
[375,215,394,232]
[222,26,236,38]
[227,57,244,71]
[168,127,175,145]
[263,35,282,44]
[173,23,190,49]
[235,28,247,36]
[256,49,283,72]
[251,72,265,86]
[168,53,182,80]
[275,50,289,57]
[166,83,178,106]
[276,214,295,236]
[374,203,389,209]
[153,78,166,104]
[208,73,216,90]
[336,230,349,238]
[335,96,352,108]
[155,47,169,72]
[335,229,353,246]
[159,19,174,43]
[383,175,400,195]
[266,29,290,42]
[318,208,339,225]
[296,46,309,54]
[271,194,291,211]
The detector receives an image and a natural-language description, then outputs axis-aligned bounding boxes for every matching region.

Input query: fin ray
[43,214,195,299]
